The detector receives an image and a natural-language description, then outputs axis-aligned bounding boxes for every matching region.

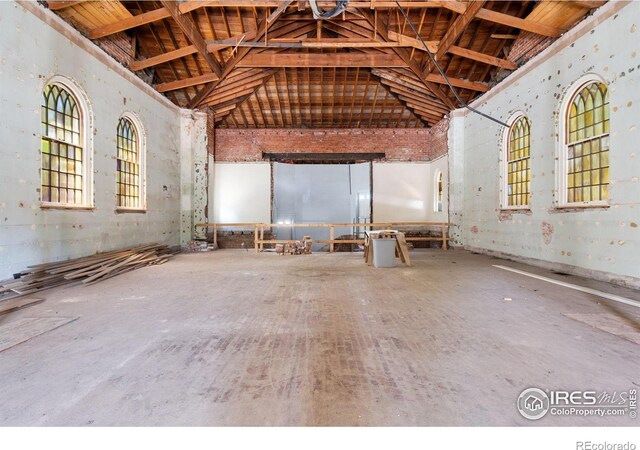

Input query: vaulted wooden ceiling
[48,0,606,128]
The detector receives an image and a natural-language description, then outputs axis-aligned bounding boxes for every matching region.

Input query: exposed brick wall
[508,31,554,65]
[95,33,132,67]
[213,118,450,162]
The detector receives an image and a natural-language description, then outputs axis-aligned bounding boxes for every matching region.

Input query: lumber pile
[0,244,176,297]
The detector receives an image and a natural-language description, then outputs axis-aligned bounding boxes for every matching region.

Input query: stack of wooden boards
[364,231,412,267]
[0,244,176,301]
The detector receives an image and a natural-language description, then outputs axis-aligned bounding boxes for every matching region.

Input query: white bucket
[372,238,397,268]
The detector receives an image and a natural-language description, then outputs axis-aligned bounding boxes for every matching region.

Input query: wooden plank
[387,30,438,53]
[436,0,487,62]
[237,52,407,67]
[267,0,294,23]
[0,297,45,316]
[189,2,289,108]
[448,45,517,70]
[424,73,489,92]
[161,1,223,76]
[129,45,198,71]
[395,232,412,267]
[475,7,566,38]
[47,1,86,10]
[88,7,171,40]
[155,73,219,92]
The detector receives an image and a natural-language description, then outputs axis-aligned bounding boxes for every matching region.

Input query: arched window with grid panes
[563,79,610,205]
[505,114,531,208]
[41,82,86,206]
[116,116,144,210]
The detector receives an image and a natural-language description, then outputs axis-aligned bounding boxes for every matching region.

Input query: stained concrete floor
[0,249,639,426]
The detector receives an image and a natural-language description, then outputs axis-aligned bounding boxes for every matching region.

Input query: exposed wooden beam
[236,52,407,67]
[424,74,488,92]
[155,73,219,93]
[359,9,456,111]
[129,45,198,71]
[88,7,171,40]
[571,1,607,9]
[388,30,516,70]
[208,37,432,50]
[448,45,517,70]
[387,30,438,53]
[475,8,565,38]
[179,1,462,11]
[47,0,86,10]
[161,1,222,77]
[190,3,294,107]
[435,0,486,61]
[267,0,294,23]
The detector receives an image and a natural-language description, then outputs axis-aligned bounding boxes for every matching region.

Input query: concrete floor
[0,249,639,426]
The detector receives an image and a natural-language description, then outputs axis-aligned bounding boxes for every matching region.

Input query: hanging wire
[393,0,508,128]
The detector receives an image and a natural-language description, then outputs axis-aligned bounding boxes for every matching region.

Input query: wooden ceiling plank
[358,8,455,111]
[435,0,487,62]
[129,45,198,72]
[47,1,86,11]
[236,52,407,67]
[156,73,219,93]
[448,45,517,70]
[161,1,223,76]
[190,2,289,108]
[88,7,171,40]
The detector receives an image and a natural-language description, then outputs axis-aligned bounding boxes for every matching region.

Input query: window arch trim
[116,112,147,212]
[501,111,531,210]
[557,74,610,208]
[40,75,94,209]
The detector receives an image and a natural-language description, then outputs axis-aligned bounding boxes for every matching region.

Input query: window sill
[41,203,95,211]
[116,208,147,214]
[499,208,532,214]
[553,203,610,212]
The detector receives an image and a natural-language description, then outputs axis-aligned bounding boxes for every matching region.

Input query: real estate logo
[517,387,550,420]
[517,387,637,421]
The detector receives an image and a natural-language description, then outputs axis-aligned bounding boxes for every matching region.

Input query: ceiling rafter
[161,1,223,77]
[49,0,606,128]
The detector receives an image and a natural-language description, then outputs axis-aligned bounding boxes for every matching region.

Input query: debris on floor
[186,240,217,252]
[0,296,45,316]
[276,236,313,255]
[0,244,177,298]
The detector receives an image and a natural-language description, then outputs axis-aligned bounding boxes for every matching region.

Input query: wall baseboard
[464,245,640,291]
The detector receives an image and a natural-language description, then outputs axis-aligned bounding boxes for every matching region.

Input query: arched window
[564,80,610,204]
[434,170,443,212]
[116,115,144,210]
[41,82,85,205]
[505,114,531,208]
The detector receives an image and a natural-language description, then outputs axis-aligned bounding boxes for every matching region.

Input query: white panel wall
[373,162,448,223]
[0,3,182,279]
[450,2,640,287]
[211,163,271,224]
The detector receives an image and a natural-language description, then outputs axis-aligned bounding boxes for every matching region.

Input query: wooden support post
[329,225,335,253]
[213,224,218,248]
[441,223,447,251]
[260,224,265,251]
[254,224,259,253]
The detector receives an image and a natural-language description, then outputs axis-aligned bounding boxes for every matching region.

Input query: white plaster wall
[451,2,640,286]
[0,3,182,279]
[211,163,271,225]
[373,162,448,223]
